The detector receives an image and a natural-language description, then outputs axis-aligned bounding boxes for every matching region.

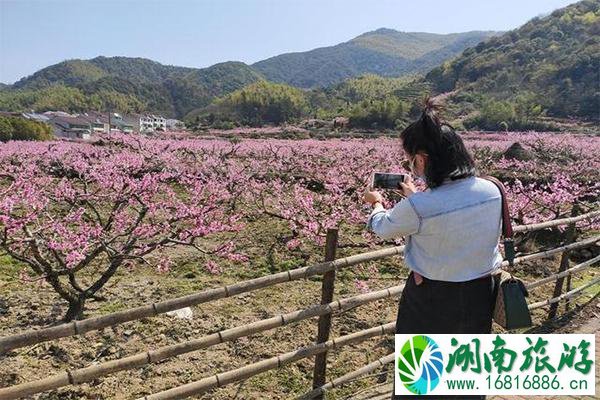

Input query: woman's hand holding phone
[364,173,417,206]
[398,175,417,197]
[363,174,383,205]
[363,188,383,205]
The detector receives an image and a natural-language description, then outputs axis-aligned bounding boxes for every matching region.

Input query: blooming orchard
[0,132,598,319]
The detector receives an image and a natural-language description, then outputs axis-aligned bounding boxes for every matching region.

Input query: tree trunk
[63,294,86,321]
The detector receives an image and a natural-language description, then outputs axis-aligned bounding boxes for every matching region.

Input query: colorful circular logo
[397,335,444,395]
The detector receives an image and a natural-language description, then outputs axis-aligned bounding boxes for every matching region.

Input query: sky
[0,0,577,84]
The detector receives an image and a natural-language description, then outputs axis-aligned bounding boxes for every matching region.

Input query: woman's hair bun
[421,96,443,126]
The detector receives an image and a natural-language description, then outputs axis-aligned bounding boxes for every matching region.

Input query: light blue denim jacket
[367,176,503,282]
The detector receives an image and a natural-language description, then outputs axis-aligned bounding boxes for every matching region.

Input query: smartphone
[372,172,406,190]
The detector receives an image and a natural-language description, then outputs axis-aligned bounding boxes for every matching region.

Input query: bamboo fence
[2,233,597,355]
[0,286,404,399]
[137,322,396,400]
[0,246,407,353]
[1,210,598,353]
[143,267,599,400]
[0,210,598,400]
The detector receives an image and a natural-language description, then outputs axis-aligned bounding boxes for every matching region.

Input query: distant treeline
[0,116,53,142]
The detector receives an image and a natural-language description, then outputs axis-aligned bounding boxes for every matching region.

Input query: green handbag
[484,176,533,330]
[492,270,533,330]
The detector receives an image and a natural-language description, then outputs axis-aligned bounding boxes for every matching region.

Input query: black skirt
[391,271,496,400]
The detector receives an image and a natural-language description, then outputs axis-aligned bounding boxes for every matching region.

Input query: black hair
[400,97,476,188]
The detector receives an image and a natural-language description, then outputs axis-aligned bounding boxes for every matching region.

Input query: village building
[136,114,166,132]
[48,115,92,140]
[81,111,111,134]
[111,114,134,133]
[9,109,172,139]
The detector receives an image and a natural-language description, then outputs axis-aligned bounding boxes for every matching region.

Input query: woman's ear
[416,153,428,174]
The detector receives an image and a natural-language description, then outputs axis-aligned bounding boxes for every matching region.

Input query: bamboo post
[565,273,572,311]
[548,205,579,319]
[312,228,338,397]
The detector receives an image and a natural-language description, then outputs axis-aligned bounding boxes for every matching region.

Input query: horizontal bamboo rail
[0,286,403,400]
[299,353,395,400]
[526,254,600,290]
[139,322,396,400]
[0,245,406,353]
[529,275,600,310]
[513,210,600,233]
[500,235,599,268]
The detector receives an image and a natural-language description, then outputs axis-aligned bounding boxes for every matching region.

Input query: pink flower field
[0,131,598,319]
[0,131,598,399]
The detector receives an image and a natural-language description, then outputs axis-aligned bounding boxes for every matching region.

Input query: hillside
[426,0,600,120]
[0,58,263,118]
[11,56,194,90]
[252,29,500,88]
[186,74,432,130]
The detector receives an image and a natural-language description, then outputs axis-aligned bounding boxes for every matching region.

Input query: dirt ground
[0,237,599,400]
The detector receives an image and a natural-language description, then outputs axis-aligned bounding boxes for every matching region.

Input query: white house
[136,114,166,133]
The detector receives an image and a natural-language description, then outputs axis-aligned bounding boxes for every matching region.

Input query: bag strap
[482,175,516,266]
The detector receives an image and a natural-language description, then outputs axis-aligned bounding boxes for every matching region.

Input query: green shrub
[0,116,53,142]
[348,96,409,129]
[211,81,309,126]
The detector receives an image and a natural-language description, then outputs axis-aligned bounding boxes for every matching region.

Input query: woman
[364,100,501,400]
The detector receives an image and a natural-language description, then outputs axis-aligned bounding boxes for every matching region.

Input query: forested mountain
[0,58,263,118]
[426,0,600,119]
[252,29,500,88]
[11,57,193,90]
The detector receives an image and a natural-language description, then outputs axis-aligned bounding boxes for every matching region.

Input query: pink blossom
[204,260,222,274]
